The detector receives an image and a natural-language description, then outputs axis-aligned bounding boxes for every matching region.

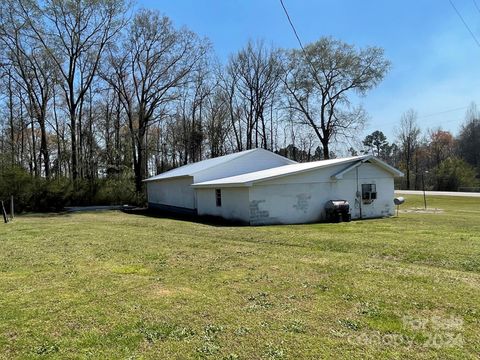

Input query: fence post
[1,201,8,224]
[10,195,14,220]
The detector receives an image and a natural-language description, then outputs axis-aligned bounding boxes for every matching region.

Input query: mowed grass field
[0,195,479,359]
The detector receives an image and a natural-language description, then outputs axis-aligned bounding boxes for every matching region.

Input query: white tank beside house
[192,155,404,225]
[143,149,296,214]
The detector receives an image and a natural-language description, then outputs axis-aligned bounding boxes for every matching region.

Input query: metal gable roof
[191,155,404,188]
[143,148,296,182]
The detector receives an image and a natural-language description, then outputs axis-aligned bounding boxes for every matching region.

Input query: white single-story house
[145,150,403,225]
[144,148,296,214]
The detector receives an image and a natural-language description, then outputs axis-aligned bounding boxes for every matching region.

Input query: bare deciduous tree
[396,109,421,189]
[284,37,390,159]
[0,1,57,177]
[457,102,480,173]
[105,9,209,192]
[227,40,284,150]
[17,0,127,180]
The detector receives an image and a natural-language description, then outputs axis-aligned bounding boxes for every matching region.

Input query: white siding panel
[147,176,195,209]
[248,162,395,225]
[258,163,349,185]
[359,177,395,218]
[343,163,395,219]
[248,181,354,225]
[196,187,250,223]
[343,162,394,180]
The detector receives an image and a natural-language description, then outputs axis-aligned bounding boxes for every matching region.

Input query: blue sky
[138,0,480,141]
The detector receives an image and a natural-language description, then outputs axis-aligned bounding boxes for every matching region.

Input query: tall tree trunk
[88,87,94,179]
[134,136,144,194]
[260,111,267,150]
[127,108,140,192]
[78,98,84,179]
[38,114,49,178]
[8,74,15,166]
[414,152,419,190]
[20,97,25,167]
[114,98,121,170]
[133,110,150,194]
[30,116,38,176]
[53,93,62,178]
[405,150,411,190]
[229,102,241,151]
[70,107,78,181]
[322,139,330,160]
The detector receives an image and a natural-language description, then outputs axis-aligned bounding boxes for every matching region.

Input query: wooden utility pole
[1,201,8,223]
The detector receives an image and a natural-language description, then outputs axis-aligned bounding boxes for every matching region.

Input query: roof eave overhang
[191,182,253,189]
[370,158,404,177]
[250,158,367,186]
[331,156,404,180]
[143,174,193,183]
[331,159,367,180]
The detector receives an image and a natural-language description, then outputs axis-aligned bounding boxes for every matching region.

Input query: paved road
[395,190,480,198]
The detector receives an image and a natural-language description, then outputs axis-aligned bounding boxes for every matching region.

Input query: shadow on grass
[17,206,124,219]
[17,208,396,230]
[122,207,248,228]
[123,208,393,228]
[18,212,73,218]
[15,207,240,226]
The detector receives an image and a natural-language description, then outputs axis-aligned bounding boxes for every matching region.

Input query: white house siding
[248,162,395,225]
[196,187,250,223]
[146,149,294,212]
[146,176,196,212]
[342,162,395,219]
[193,150,294,183]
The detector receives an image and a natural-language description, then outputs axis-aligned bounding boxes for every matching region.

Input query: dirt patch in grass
[400,208,444,214]
[151,286,174,296]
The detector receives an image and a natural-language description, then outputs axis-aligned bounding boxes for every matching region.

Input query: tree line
[0,0,477,211]
[360,104,480,192]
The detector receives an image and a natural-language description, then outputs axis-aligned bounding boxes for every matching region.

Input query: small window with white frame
[215,189,222,207]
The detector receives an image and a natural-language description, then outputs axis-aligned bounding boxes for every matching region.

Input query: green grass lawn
[0,195,479,359]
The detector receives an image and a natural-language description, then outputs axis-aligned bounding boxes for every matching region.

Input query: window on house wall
[215,189,222,207]
[362,184,377,201]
